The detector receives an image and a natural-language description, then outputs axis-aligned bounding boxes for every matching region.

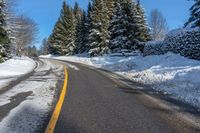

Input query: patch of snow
[0,59,63,133]
[0,57,36,89]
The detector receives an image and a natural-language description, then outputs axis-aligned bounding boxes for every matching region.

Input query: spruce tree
[185,0,200,27]
[74,2,86,54]
[109,2,130,52]
[105,0,115,19]
[120,0,141,51]
[135,0,151,42]
[75,11,90,54]
[73,2,82,25]
[48,1,76,55]
[88,0,110,56]
[0,0,9,62]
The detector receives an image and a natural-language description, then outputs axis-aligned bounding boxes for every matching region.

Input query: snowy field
[0,59,63,133]
[41,53,200,108]
[0,57,36,89]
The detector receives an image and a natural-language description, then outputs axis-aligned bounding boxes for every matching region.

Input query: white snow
[0,57,36,89]
[41,53,200,108]
[0,59,63,133]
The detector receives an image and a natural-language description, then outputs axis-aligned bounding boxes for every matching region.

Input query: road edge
[45,67,68,133]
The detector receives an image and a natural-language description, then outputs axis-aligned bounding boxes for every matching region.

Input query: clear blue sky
[17,0,194,48]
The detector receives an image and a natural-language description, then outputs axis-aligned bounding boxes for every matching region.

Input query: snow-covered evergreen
[143,28,200,60]
[143,41,163,56]
[75,11,89,54]
[0,0,10,62]
[48,2,76,55]
[88,0,110,56]
[48,0,151,56]
[163,28,200,60]
[109,2,130,53]
[135,0,151,42]
[185,0,200,28]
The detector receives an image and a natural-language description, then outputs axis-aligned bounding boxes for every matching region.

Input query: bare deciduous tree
[149,9,169,41]
[15,15,38,55]
[5,0,38,56]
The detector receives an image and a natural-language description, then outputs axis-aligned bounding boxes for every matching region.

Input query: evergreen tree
[48,1,76,55]
[109,0,144,53]
[135,0,151,42]
[109,2,130,52]
[75,11,90,54]
[74,2,85,54]
[73,2,82,25]
[0,0,10,62]
[120,0,142,50]
[88,0,110,56]
[105,0,115,19]
[185,0,200,27]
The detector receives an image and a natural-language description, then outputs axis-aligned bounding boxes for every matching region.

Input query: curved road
[49,60,200,133]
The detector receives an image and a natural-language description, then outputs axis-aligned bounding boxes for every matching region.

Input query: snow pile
[0,57,36,89]
[44,53,200,108]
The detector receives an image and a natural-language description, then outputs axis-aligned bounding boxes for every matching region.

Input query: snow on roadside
[0,57,36,89]
[0,59,63,133]
[40,53,200,108]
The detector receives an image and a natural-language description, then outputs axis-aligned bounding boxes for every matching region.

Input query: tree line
[46,0,151,56]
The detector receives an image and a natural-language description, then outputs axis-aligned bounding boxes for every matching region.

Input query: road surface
[0,59,200,133]
[51,60,200,133]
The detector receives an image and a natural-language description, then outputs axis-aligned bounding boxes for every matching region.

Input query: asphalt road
[53,60,200,133]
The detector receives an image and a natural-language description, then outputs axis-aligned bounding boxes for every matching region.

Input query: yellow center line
[45,66,68,133]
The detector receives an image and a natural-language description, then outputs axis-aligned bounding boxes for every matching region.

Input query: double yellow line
[45,67,68,133]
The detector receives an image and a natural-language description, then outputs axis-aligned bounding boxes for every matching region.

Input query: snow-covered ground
[0,59,63,133]
[0,57,36,89]
[41,53,200,108]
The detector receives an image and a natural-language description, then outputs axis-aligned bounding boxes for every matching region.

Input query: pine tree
[88,0,110,56]
[73,2,82,25]
[75,11,90,54]
[105,0,115,19]
[121,0,142,50]
[185,0,200,27]
[135,0,151,42]
[109,2,130,52]
[74,2,86,54]
[48,2,76,55]
[0,0,10,62]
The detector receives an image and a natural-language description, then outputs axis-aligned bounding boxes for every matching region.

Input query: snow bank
[0,57,36,89]
[43,53,200,108]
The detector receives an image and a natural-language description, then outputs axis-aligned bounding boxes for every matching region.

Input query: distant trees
[185,0,200,28]
[149,9,168,41]
[40,38,49,55]
[48,0,151,56]
[27,45,38,57]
